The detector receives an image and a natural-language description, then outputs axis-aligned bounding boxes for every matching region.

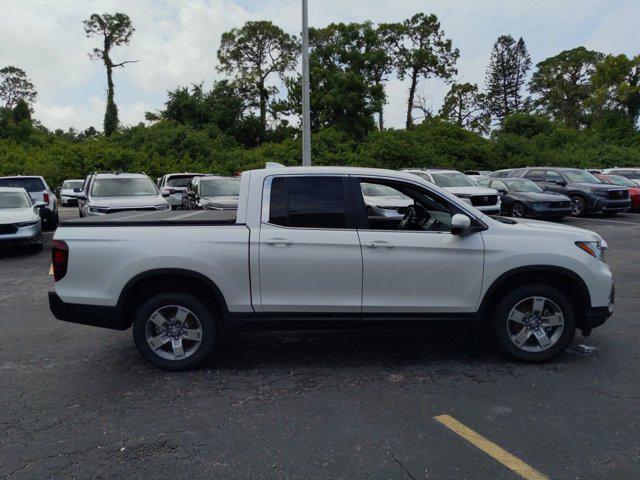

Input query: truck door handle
[366,241,394,249]
[265,238,293,246]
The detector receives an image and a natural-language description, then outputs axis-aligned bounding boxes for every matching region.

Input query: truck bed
[61,210,238,227]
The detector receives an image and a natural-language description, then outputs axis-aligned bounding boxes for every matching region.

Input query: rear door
[258,175,363,313]
[524,169,546,189]
[545,170,567,194]
[353,176,485,314]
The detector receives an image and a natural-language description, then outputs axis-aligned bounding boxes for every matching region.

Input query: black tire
[132,292,217,371]
[510,202,526,218]
[569,195,587,217]
[491,283,576,362]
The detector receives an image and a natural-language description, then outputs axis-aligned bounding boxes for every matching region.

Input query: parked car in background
[0,187,43,249]
[58,179,85,207]
[361,182,413,217]
[586,169,602,174]
[512,167,631,217]
[183,176,240,210]
[601,168,640,183]
[479,178,571,219]
[77,173,171,217]
[157,173,205,209]
[403,169,501,215]
[595,174,640,210]
[50,166,614,370]
[0,175,58,230]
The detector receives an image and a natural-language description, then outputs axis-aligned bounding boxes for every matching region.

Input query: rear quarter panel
[54,225,252,312]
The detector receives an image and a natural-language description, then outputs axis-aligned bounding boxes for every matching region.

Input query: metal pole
[301,0,312,166]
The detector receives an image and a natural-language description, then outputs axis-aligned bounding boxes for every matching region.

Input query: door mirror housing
[76,192,87,200]
[161,191,171,197]
[34,201,47,208]
[497,187,508,194]
[451,213,472,235]
[73,188,82,193]
[552,179,567,186]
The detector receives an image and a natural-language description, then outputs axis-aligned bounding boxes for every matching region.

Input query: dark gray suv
[512,167,630,216]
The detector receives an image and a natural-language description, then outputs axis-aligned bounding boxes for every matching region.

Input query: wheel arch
[117,268,229,329]
[478,266,591,328]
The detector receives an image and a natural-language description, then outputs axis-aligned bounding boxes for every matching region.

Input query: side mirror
[451,213,472,235]
[76,192,87,201]
[35,201,47,208]
[552,179,567,186]
[161,191,171,197]
[73,188,82,193]
[497,188,508,194]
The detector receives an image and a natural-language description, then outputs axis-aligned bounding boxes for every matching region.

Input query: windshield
[200,178,240,197]
[506,179,543,193]
[607,175,638,187]
[0,191,31,209]
[563,169,601,184]
[62,180,84,189]
[167,176,197,187]
[90,178,158,197]
[431,172,476,188]
[0,177,45,192]
[361,183,404,197]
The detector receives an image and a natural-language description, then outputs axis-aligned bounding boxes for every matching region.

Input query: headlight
[576,240,607,262]
[156,203,171,211]
[16,219,39,227]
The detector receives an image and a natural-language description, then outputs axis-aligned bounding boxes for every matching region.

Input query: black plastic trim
[49,291,128,330]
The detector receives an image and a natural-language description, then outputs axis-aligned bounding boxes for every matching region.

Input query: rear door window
[525,170,546,182]
[546,171,563,183]
[268,176,350,229]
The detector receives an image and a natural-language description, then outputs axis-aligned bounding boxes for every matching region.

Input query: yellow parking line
[48,264,53,276]
[434,414,549,480]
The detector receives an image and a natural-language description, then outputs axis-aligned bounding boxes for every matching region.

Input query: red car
[596,174,640,210]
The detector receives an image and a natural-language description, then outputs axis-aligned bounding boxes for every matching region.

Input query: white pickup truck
[49,166,614,370]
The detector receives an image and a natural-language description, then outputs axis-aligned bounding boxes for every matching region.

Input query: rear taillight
[43,192,50,204]
[52,240,69,281]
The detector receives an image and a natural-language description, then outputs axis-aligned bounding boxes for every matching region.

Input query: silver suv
[77,173,171,217]
[157,173,205,209]
[0,175,59,230]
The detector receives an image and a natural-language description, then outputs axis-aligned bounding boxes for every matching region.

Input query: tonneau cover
[61,209,238,227]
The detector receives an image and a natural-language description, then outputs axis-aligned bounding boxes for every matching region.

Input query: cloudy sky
[0,0,637,131]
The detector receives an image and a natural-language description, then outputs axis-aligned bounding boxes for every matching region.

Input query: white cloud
[2,0,638,131]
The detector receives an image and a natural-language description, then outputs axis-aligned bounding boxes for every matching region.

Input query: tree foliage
[485,35,532,123]
[84,12,136,136]
[0,66,37,109]
[590,54,640,125]
[217,21,300,127]
[382,13,458,129]
[439,83,490,135]
[529,47,604,128]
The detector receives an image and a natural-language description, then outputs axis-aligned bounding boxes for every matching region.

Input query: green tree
[0,66,37,108]
[485,35,532,123]
[382,13,458,129]
[217,21,300,127]
[83,13,136,137]
[439,83,490,134]
[590,54,640,125]
[529,47,604,128]
[12,99,32,123]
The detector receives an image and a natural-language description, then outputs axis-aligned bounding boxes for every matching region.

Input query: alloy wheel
[144,305,203,361]
[506,296,565,353]
[511,203,525,218]
[570,197,585,216]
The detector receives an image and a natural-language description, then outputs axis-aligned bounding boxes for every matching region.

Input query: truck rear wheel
[132,292,217,371]
[491,284,576,362]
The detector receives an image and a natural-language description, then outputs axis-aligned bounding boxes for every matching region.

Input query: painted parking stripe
[49,264,53,276]
[434,414,549,480]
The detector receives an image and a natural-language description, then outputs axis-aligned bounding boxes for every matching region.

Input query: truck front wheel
[133,292,217,371]
[491,284,576,362]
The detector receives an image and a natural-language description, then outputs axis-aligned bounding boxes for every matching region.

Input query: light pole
[301,0,312,166]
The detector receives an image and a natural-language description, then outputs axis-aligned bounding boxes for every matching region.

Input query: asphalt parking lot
[1,208,639,479]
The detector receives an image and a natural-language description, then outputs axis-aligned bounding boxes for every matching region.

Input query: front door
[353,176,485,314]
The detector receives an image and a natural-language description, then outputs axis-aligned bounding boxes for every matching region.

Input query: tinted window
[268,176,348,229]
[91,177,158,197]
[200,178,240,196]
[0,177,46,192]
[62,180,84,189]
[0,191,31,208]
[525,170,546,181]
[563,169,601,184]
[546,171,563,183]
[167,176,197,187]
[431,172,476,187]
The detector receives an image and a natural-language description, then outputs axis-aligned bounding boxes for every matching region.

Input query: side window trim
[261,174,355,230]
